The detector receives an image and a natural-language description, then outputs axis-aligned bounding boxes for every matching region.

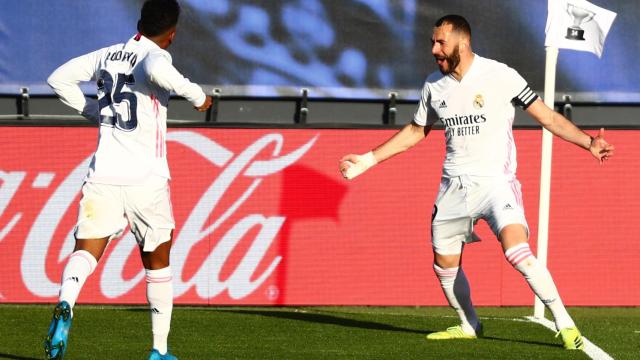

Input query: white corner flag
[534,0,615,320]
[545,0,617,58]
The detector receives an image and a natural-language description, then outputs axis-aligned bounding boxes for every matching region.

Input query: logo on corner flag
[565,3,595,40]
[545,0,617,58]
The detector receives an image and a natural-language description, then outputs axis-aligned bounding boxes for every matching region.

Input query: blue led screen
[1,0,638,101]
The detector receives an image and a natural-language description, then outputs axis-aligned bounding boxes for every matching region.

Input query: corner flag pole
[534,46,559,319]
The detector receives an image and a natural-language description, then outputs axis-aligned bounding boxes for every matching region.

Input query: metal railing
[1,88,639,129]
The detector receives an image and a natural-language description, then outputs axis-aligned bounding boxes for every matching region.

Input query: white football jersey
[48,34,206,185]
[414,55,538,179]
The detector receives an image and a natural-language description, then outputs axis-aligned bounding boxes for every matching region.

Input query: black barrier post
[295,88,308,125]
[562,94,572,122]
[206,88,221,122]
[18,87,30,118]
[384,92,397,126]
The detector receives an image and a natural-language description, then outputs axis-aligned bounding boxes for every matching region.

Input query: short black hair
[137,0,181,37]
[435,14,471,40]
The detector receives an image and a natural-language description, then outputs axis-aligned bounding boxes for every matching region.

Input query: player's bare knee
[434,252,461,269]
[142,254,170,270]
[499,224,529,251]
[141,240,171,269]
[73,237,110,261]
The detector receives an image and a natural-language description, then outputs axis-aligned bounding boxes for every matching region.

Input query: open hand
[589,128,614,164]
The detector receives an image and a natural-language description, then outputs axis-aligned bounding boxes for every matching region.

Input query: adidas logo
[151,308,162,314]
[503,203,514,210]
[65,276,79,283]
[439,100,447,109]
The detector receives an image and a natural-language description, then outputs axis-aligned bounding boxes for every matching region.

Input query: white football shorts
[74,176,175,252]
[431,175,528,255]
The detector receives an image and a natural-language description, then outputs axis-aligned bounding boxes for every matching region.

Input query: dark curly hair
[137,0,181,37]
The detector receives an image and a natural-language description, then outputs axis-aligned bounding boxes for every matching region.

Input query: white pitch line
[525,316,614,360]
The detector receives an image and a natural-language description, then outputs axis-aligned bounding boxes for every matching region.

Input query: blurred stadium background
[0,1,638,359]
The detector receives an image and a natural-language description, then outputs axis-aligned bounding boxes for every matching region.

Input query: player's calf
[505,243,579,337]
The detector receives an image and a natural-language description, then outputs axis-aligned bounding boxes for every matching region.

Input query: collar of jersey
[127,33,161,51]
[449,53,481,84]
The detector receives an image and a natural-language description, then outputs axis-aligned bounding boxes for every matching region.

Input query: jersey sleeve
[47,49,104,122]
[504,67,538,110]
[413,81,438,126]
[144,50,206,107]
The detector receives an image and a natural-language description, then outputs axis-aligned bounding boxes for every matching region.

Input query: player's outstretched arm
[526,98,614,164]
[339,122,430,179]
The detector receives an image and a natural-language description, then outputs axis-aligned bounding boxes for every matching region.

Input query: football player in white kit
[44,1,212,359]
[340,15,614,350]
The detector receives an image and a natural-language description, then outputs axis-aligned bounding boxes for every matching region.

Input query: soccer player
[339,14,613,350]
[44,0,212,359]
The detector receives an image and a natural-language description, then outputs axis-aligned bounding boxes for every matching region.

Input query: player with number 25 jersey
[44,1,211,359]
[48,33,206,185]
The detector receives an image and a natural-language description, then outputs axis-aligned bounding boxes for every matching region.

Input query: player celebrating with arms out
[44,0,212,359]
[339,15,613,350]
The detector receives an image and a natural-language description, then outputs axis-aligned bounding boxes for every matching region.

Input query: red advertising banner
[0,127,638,305]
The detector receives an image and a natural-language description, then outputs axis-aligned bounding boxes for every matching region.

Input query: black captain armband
[512,85,539,110]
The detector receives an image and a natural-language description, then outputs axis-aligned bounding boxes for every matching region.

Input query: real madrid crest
[473,94,484,109]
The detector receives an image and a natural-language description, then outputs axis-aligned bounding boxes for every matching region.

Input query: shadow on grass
[220,308,428,335]
[122,306,564,350]
[0,353,40,360]
[480,335,561,349]
[217,309,564,349]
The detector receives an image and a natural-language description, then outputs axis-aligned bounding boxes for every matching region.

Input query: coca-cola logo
[13,130,318,301]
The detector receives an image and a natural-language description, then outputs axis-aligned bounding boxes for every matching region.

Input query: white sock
[505,243,575,330]
[59,250,98,312]
[146,267,173,354]
[433,264,479,335]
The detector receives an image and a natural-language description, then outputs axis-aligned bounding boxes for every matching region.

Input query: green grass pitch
[1,305,638,359]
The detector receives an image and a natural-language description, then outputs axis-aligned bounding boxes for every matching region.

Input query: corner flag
[545,0,617,58]
[534,0,616,320]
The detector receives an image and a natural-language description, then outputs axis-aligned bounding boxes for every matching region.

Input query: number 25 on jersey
[97,70,138,131]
